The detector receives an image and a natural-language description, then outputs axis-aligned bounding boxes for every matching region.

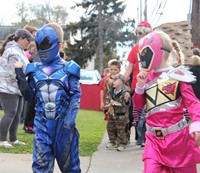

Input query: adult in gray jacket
[0,29,34,148]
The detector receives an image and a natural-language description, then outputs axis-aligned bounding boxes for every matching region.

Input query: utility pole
[140,0,143,21]
[144,0,147,21]
[191,0,200,48]
[137,7,139,23]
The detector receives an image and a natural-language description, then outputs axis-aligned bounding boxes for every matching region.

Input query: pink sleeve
[180,82,200,133]
[132,84,146,109]
[25,51,32,61]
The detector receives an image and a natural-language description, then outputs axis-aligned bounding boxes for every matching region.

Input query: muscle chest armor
[31,64,70,119]
[145,72,181,116]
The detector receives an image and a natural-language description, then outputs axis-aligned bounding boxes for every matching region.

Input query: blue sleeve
[64,74,81,127]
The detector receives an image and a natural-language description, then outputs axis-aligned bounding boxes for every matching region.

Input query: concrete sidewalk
[88,132,200,173]
[1,129,200,173]
[87,132,144,173]
[0,129,144,173]
[0,153,90,173]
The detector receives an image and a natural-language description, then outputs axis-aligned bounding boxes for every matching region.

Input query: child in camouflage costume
[105,74,130,151]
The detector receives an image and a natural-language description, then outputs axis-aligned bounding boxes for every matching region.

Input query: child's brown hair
[109,59,121,69]
[45,22,64,43]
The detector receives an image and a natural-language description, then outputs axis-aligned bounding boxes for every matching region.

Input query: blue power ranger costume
[15,25,81,173]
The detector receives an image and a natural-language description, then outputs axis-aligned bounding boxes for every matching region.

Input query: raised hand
[14,61,24,68]
[136,70,149,88]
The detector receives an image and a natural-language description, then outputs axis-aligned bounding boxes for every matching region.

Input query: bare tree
[97,0,104,74]
[52,5,68,24]
[14,2,68,26]
[16,2,29,25]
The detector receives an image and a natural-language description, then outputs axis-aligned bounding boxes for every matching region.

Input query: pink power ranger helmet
[138,31,171,71]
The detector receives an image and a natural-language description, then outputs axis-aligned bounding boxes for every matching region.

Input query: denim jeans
[136,106,146,144]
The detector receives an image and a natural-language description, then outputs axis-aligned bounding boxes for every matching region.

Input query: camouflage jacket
[105,85,130,116]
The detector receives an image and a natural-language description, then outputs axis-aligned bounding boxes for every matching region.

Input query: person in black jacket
[189,48,200,100]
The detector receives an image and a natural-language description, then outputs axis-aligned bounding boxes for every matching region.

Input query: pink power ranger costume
[133,31,200,173]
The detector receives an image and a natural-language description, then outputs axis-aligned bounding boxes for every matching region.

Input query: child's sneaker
[0,141,14,148]
[117,145,126,151]
[106,142,117,149]
[23,126,35,134]
[10,140,25,145]
[141,143,145,148]
[126,139,130,145]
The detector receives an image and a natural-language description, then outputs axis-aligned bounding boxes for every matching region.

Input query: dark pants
[136,110,146,144]
[24,101,35,127]
[0,93,24,141]
[130,89,138,140]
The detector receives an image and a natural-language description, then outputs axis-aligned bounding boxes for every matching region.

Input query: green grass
[0,109,106,156]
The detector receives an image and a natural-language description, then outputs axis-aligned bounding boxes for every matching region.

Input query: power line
[148,0,161,21]
[150,0,163,25]
[154,0,168,26]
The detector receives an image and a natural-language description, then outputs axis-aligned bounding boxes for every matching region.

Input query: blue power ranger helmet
[35,25,59,64]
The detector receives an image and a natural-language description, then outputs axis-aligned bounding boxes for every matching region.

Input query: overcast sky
[0,0,192,28]
[0,0,192,60]
[124,0,191,27]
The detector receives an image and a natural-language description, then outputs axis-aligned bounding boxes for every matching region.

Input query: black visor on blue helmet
[35,25,59,64]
